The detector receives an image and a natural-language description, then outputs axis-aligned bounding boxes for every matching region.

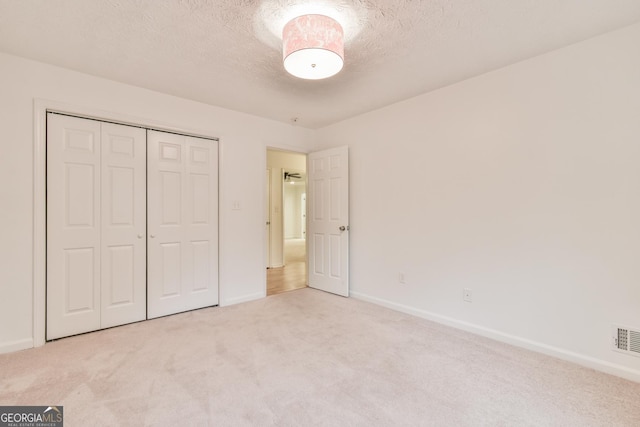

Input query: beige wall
[3,21,640,382]
[315,23,640,381]
[0,53,313,353]
[284,184,305,239]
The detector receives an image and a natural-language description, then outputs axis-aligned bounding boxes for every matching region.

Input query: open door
[307,146,349,297]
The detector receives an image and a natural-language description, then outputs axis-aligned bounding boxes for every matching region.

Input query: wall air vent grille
[612,325,640,358]
[629,330,640,355]
[617,328,628,350]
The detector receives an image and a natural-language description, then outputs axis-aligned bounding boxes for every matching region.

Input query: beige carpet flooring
[1,288,640,426]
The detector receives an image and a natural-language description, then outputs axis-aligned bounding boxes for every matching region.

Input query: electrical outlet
[463,288,472,302]
[399,272,406,284]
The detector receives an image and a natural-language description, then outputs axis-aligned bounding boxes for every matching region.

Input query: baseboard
[351,291,640,383]
[221,292,265,307]
[0,338,34,354]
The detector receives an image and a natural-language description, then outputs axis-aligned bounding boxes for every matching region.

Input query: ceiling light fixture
[283,14,344,80]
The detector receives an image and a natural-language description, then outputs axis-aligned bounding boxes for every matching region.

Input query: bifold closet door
[147,130,219,319]
[47,115,101,339]
[100,123,147,328]
[47,114,146,340]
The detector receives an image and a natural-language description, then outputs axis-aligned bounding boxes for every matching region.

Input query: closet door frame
[32,99,221,349]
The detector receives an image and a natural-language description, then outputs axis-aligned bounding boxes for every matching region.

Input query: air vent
[612,325,640,358]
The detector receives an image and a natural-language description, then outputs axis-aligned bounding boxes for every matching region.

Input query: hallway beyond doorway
[267,239,306,296]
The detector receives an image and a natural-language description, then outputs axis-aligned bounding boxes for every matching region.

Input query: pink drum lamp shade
[283,14,344,80]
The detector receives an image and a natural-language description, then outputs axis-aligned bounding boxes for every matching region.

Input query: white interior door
[100,123,147,328]
[147,130,218,319]
[47,115,148,340]
[47,114,102,339]
[307,146,349,296]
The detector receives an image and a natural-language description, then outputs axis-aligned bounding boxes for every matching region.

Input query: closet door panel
[47,114,102,340]
[147,131,186,318]
[147,131,218,318]
[100,123,147,328]
[183,136,218,310]
[48,115,217,335]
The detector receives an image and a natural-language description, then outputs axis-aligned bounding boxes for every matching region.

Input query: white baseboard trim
[221,292,265,307]
[351,291,640,383]
[0,338,34,354]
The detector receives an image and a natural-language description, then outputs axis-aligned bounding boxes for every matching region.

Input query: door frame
[33,98,222,348]
[265,147,308,292]
[265,168,271,268]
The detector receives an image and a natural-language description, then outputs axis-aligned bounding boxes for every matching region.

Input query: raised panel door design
[312,157,325,173]
[313,179,324,220]
[161,172,182,225]
[160,142,181,162]
[307,146,350,297]
[160,242,182,297]
[108,135,135,157]
[183,136,218,311]
[147,131,184,318]
[330,177,341,221]
[313,234,324,274]
[191,241,209,292]
[49,115,217,336]
[147,131,218,318]
[48,115,147,339]
[105,245,135,305]
[191,174,209,224]
[108,166,134,225]
[47,114,101,339]
[330,154,341,170]
[190,146,209,165]
[330,235,341,278]
[100,122,146,328]
[65,129,95,152]
[65,163,96,227]
[64,247,96,313]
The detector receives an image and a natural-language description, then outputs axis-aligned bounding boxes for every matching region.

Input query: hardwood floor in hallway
[267,238,307,296]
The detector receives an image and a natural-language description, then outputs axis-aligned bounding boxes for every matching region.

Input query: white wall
[284,184,305,239]
[0,52,313,353]
[3,23,640,382]
[315,23,640,381]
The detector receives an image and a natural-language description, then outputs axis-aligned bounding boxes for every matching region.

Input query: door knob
[137,234,144,239]
[339,226,346,231]
[150,234,156,238]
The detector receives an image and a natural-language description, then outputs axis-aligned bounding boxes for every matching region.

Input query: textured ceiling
[1,1,639,128]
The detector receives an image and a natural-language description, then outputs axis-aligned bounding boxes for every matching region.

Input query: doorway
[266,149,307,296]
